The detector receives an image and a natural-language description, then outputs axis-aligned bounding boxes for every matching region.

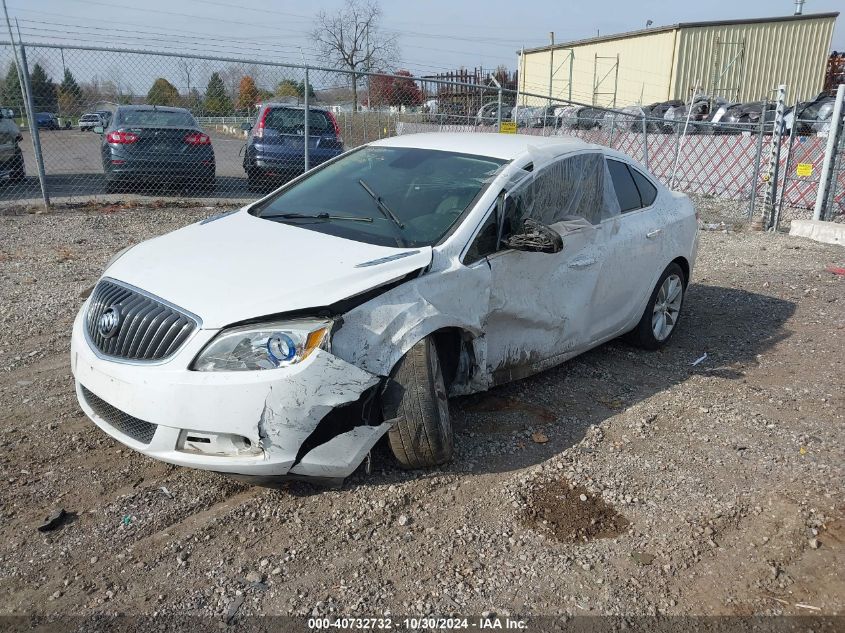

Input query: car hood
[105,209,432,329]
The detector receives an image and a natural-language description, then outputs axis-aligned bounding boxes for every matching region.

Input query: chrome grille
[81,386,158,444]
[85,279,198,361]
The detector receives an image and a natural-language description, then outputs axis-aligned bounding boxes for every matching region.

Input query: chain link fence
[1,41,843,226]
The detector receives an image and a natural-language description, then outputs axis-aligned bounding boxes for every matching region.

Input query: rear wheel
[246,168,265,193]
[382,336,453,469]
[627,263,686,350]
[9,151,24,182]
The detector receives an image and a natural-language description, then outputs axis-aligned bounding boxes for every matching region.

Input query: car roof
[260,103,328,111]
[369,133,599,160]
[116,105,190,113]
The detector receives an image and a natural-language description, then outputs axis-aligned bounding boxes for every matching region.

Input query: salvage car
[0,107,25,183]
[71,133,698,484]
[242,103,344,190]
[98,105,215,193]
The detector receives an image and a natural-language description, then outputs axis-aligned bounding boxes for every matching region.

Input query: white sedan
[71,133,698,484]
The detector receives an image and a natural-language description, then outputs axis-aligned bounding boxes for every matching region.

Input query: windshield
[117,110,196,128]
[253,146,506,247]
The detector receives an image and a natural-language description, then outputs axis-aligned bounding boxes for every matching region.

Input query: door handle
[646,229,663,239]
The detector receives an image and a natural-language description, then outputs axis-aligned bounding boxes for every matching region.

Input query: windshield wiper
[261,212,373,223]
[358,179,405,230]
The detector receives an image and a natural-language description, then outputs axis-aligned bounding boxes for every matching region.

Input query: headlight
[191,318,331,371]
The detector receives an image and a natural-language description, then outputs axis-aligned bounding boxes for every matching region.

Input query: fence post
[641,111,649,168]
[773,111,797,231]
[17,42,51,208]
[303,65,310,172]
[813,83,844,221]
[496,85,503,130]
[761,84,786,229]
[746,103,767,220]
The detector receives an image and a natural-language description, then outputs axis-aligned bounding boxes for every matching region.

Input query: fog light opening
[177,430,262,457]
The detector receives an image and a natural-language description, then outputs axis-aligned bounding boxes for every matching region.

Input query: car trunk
[118,127,209,161]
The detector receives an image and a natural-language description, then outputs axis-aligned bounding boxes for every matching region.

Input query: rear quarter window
[607,159,642,212]
[631,169,658,206]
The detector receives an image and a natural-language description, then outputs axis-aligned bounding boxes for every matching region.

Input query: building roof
[371,132,596,160]
[520,12,840,55]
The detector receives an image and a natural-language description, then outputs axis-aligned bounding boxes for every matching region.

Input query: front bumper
[70,304,385,479]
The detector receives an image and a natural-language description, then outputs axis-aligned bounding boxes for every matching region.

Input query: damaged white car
[71,133,698,484]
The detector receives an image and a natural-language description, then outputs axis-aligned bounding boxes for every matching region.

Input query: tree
[275,79,315,103]
[203,72,232,115]
[0,64,23,111]
[311,0,399,110]
[146,77,180,106]
[275,79,300,101]
[236,76,259,112]
[30,63,58,112]
[366,70,422,107]
[58,68,84,116]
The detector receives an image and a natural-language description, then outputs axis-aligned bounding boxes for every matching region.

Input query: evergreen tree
[203,72,232,115]
[58,68,84,115]
[0,64,23,111]
[30,63,58,112]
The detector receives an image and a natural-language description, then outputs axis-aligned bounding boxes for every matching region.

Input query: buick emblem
[98,306,122,339]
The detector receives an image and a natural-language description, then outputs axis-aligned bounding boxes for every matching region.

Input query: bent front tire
[627,262,686,350]
[382,336,453,469]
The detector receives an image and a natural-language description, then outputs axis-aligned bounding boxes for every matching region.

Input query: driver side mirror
[503,218,563,254]
[240,121,252,131]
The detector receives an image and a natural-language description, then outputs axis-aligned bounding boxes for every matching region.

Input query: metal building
[518,12,838,108]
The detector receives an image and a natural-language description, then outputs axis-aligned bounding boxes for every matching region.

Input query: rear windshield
[117,110,196,128]
[264,108,333,134]
[81,115,100,121]
[253,146,505,248]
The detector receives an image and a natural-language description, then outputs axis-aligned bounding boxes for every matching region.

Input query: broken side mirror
[504,218,563,254]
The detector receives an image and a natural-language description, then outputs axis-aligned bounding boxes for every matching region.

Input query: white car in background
[71,133,698,484]
[79,112,106,132]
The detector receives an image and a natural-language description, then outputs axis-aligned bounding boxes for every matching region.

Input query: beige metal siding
[673,16,835,103]
[520,30,677,107]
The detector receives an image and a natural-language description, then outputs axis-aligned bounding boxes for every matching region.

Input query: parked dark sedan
[98,105,215,193]
[243,104,344,190]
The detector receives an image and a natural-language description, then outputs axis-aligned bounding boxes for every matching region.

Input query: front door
[464,152,621,384]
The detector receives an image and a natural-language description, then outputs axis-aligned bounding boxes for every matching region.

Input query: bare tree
[311,0,399,110]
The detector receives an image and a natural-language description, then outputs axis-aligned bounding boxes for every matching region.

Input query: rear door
[589,158,663,338]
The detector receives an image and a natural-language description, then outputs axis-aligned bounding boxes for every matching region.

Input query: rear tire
[626,263,686,350]
[9,152,24,182]
[382,336,453,469]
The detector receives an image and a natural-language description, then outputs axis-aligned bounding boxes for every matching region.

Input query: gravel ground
[0,201,843,623]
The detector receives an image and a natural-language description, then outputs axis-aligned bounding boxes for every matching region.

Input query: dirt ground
[0,202,843,625]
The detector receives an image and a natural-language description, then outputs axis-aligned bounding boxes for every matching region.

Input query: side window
[631,168,658,207]
[607,159,642,212]
[508,153,615,227]
[464,208,499,265]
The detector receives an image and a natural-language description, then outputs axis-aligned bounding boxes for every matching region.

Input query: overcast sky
[8,0,844,77]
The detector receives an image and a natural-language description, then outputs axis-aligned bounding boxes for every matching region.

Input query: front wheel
[627,263,686,350]
[382,336,453,469]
